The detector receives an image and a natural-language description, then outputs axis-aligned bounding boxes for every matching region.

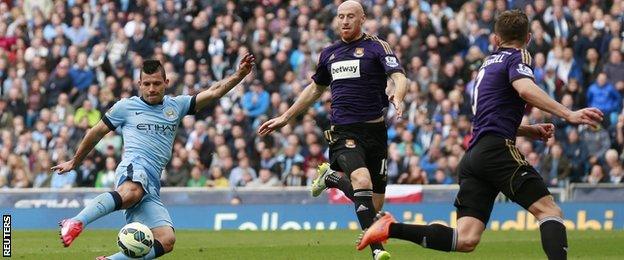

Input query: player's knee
[549,204,563,218]
[535,204,563,220]
[350,169,372,189]
[152,226,176,254]
[117,182,144,208]
[529,196,562,219]
[162,236,176,253]
[157,233,175,253]
[457,235,480,252]
[352,178,372,190]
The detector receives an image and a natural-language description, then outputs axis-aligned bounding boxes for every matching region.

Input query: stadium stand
[0,0,623,190]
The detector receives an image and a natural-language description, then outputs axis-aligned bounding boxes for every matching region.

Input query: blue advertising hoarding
[3,202,622,230]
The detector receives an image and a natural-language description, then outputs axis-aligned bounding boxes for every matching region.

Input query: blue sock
[107,240,164,260]
[72,192,122,226]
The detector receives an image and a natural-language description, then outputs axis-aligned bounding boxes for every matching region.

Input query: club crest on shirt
[385,56,399,67]
[345,139,356,148]
[516,63,534,78]
[354,47,364,58]
[163,106,177,120]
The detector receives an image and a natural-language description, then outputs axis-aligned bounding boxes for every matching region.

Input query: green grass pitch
[11,230,624,259]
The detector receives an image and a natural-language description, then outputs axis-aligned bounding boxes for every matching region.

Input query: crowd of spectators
[0,0,623,189]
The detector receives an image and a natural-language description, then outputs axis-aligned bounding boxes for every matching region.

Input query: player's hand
[258,115,289,136]
[566,107,603,128]
[526,123,554,141]
[51,160,76,174]
[388,94,404,120]
[237,53,256,76]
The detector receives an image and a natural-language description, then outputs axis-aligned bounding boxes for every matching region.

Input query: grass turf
[11,230,624,259]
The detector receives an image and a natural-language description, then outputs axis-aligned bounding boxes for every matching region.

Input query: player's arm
[259,48,331,136]
[282,81,328,121]
[258,82,328,135]
[512,78,603,127]
[51,120,111,174]
[517,124,535,136]
[376,39,406,120]
[194,53,255,112]
[513,79,572,119]
[517,123,554,141]
[389,72,408,119]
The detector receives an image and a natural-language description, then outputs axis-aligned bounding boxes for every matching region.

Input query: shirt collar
[341,33,366,44]
[140,96,163,106]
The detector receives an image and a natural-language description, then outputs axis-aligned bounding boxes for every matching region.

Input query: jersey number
[471,69,485,115]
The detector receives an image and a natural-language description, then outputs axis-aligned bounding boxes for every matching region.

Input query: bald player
[259,1,407,259]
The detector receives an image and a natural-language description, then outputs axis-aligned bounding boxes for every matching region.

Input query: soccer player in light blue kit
[53,54,255,259]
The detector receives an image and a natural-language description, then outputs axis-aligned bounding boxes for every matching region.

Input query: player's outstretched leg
[102,226,174,260]
[357,211,461,252]
[311,162,355,201]
[60,181,144,247]
[357,212,395,250]
[529,195,568,260]
[60,191,122,247]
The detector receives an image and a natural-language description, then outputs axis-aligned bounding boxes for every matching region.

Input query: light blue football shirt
[103,95,195,186]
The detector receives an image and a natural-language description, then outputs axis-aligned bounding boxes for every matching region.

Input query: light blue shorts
[115,162,173,229]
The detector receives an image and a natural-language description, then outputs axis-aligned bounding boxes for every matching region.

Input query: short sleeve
[374,40,404,75]
[102,99,127,131]
[174,95,196,116]
[311,51,331,86]
[508,49,535,83]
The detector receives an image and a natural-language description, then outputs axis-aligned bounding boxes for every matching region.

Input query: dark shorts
[324,121,388,194]
[454,134,551,224]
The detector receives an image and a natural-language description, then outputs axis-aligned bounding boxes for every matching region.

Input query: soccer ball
[117,222,154,258]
